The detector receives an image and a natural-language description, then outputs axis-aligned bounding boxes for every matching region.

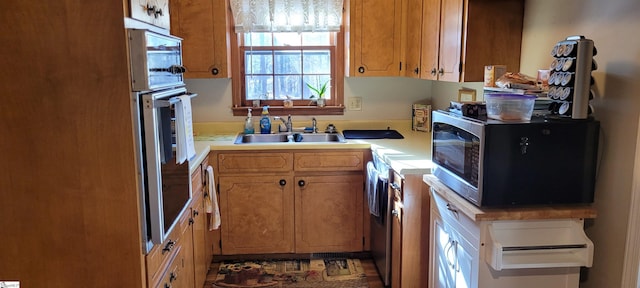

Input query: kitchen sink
[234,133,346,144]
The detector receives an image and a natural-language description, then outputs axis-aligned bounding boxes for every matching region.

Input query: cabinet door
[437,0,464,82]
[451,229,477,288]
[391,195,402,288]
[431,216,456,288]
[219,175,295,254]
[420,0,442,80]
[181,216,195,288]
[191,193,207,287]
[294,175,364,253]
[130,0,171,30]
[350,0,403,76]
[403,0,424,78]
[170,0,231,78]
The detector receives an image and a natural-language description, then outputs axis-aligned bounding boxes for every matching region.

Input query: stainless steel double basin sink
[234,132,346,144]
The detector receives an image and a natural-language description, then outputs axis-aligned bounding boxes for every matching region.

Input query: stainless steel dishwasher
[367,153,391,287]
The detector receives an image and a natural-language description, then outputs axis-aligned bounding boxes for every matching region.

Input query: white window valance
[229,0,344,33]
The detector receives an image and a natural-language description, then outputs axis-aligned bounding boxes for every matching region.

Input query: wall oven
[127,28,196,253]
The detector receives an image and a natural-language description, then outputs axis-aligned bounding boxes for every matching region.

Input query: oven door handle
[154,92,198,108]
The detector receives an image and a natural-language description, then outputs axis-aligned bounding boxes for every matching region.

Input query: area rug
[208,258,369,288]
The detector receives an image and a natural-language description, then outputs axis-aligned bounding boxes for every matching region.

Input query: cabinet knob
[164,283,172,288]
[193,209,199,217]
[358,66,365,73]
[279,179,287,186]
[414,67,419,74]
[431,68,437,76]
[189,217,194,225]
[438,68,444,76]
[169,272,177,282]
[298,180,305,187]
[211,68,219,75]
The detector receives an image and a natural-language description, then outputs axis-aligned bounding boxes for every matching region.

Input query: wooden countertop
[423,174,597,221]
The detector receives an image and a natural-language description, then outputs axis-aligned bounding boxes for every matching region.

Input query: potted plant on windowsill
[306,80,329,107]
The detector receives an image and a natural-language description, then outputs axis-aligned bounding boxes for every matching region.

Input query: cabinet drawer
[146,203,191,287]
[431,190,479,243]
[218,153,293,173]
[294,151,364,172]
[152,245,182,288]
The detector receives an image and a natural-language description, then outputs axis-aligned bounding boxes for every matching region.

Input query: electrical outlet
[348,97,362,111]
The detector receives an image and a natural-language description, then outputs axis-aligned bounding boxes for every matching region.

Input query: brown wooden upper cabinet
[129,0,171,29]
[346,0,403,77]
[170,0,232,78]
[404,0,524,82]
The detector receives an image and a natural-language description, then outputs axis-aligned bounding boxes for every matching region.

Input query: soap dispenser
[260,106,271,134]
[244,108,255,134]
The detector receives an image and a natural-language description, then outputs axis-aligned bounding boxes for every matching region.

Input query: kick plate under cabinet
[484,219,594,271]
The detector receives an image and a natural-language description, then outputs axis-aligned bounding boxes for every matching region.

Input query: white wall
[519,0,640,287]
[188,77,432,123]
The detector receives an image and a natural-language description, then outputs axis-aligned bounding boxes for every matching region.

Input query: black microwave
[431,110,600,207]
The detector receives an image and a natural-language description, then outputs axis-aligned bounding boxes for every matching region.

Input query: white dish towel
[205,165,221,231]
[175,95,196,164]
[366,161,380,217]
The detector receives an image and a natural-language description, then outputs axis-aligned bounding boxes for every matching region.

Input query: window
[231,31,345,116]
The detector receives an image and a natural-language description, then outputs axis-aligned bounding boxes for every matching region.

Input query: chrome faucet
[273,115,293,133]
[311,117,318,133]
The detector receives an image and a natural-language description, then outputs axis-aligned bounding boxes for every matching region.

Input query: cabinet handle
[146,4,163,18]
[279,179,287,186]
[431,68,437,76]
[298,180,305,187]
[162,240,176,254]
[358,66,365,73]
[211,68,219,75]
[438,68,444,76]
[150,65,185,74]
[446,203,459,218]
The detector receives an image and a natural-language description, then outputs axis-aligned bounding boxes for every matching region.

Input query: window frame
[231,29,345,117]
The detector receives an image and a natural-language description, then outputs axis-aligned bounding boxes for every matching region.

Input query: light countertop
[188,120,433,175]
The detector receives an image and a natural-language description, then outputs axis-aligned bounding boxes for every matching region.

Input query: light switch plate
[348,97,362,111]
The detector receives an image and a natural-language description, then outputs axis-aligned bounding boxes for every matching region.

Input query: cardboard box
[484,65,507,87]
[412,104,432,132]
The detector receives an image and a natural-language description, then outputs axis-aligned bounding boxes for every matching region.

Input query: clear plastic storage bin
[485,94,536,121]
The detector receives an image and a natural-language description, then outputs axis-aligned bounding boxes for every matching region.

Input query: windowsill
[232,105,345,116]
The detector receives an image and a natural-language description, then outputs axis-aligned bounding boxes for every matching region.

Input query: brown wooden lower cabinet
[391,172,431,288]
[218,174,296,254]
[213,150,367,255]
[294,174,364,253]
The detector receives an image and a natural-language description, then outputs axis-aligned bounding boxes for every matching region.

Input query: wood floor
[204,257,386,288]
